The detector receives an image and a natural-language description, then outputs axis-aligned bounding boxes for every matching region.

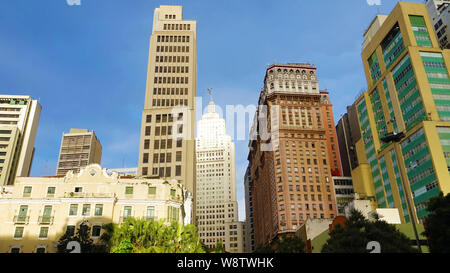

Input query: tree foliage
[276,235,306,253]
[253,235,306,253]
[101,217,206,253]
[321,210,417,253]
[213,240,226,253]
[57,221,107,253]
[422,192,450,253]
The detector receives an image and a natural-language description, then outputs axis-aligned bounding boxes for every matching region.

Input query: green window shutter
[47,187,55,194]
[39,227,49,238]
[148,186,156,195]
[14,227,24,238]
[125,186,133,195]
[95,204,103,216]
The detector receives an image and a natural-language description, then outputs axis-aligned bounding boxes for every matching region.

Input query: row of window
[153,76,189,84]
[162,23,191,31]
[155,55,189,63]
[154,65,189,74]
[152,87,189,96]
[157,35,189,43]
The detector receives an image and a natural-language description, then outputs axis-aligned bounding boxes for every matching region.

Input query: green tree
[57,221,107,253]
[253,243,275,253]
[321,210,417,253]
[213,240,226,253]
[276,235,306,253]
[102,217,206,253]
[253,235,306,253]
[422,192,450,253]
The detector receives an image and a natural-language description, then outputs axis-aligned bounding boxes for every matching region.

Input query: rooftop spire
[207,88,215,113]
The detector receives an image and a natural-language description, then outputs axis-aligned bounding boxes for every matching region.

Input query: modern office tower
[244,166,255,253]
[195,99,244,253]
[425,0,450,49]
[0,164,188,253]
[332,176,354,216]
[248,63,340,248]
[137,5,197,221]
[336,105,378,209]
[0,95,41,185]
[56,128,102,176]
[359,2,450,223]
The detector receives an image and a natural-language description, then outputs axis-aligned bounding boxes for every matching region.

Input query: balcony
[38,216,54,225]
[13,215,29,224]
[64,192,115,198]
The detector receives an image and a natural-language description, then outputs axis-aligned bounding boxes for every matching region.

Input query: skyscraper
[425,0,450,49]
[248,63,341,247]
[56,128,102,176]
[195,99,245,253]
[358,2,450,223]
[137,5,197,221]
[244,166,255,253]
[0,95,41,185]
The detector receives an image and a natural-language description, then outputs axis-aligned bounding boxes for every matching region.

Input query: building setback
[137,5,197,222]
[357,2,450,223]
[195,100,245,253]
[56,128,102,176]
[248,63,341,248]
[0,95,41,186]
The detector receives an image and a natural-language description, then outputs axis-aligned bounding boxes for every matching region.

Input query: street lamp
[380,131,422,253]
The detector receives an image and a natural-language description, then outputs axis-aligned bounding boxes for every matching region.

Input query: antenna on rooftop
[207,88,213,102]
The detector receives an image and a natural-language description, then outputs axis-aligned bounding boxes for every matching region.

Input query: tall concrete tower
[137,5,197,222]
[56,128,102,176]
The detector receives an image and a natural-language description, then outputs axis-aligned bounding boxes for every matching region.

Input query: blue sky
[0,0,423,221]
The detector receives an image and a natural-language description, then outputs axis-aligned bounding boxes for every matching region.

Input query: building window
[10,247,20,253]
[39,227,49,239]
[125,186,134,195]
[95,204,103,216]
[148,186,157,195]
[36,247,46,253]
[82,204,91,216]
[47,187,56,196]
[69,204,78,216]
[14,227,24,239]
[66,225,75,237]
[123,206,132,218]
[147,206,155,220]
[92,225,101,237]
[23,186,32,197]
[176,166,181,176]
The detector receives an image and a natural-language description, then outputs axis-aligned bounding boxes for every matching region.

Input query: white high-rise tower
[196,97,245,253]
